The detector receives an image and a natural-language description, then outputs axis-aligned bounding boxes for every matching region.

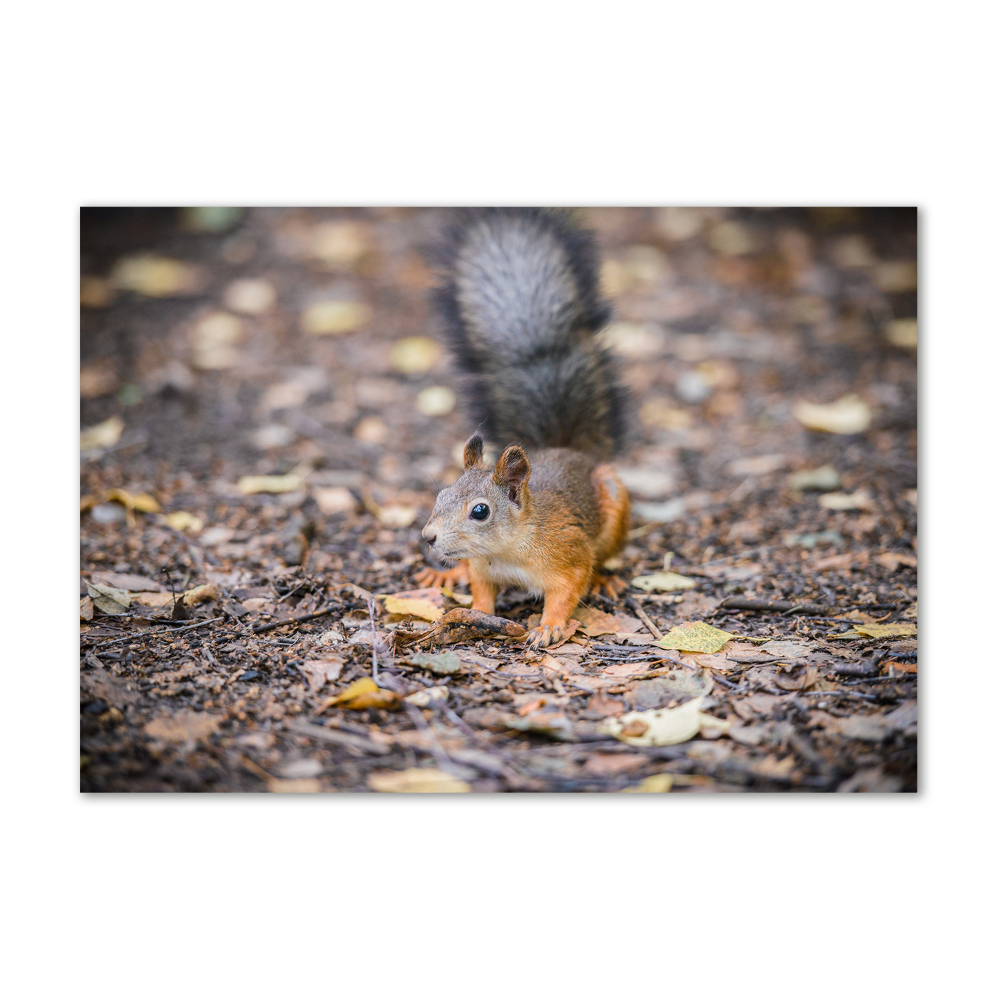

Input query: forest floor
[80,206,917,793]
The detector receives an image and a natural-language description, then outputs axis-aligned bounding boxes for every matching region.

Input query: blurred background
[81,207,916,572]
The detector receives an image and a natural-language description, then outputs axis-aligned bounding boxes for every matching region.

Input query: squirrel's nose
[422,525,437,546]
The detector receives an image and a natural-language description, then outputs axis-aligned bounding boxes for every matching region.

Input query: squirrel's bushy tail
[433,208,628,459]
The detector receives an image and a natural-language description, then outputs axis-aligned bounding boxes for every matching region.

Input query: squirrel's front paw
[526,624,565,649]
[414,564,469,589]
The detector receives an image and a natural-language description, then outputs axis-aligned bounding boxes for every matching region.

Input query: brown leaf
[143,711,220,743]
[588,691,624,716]
[299,656,345,693]
[584,753,645,775]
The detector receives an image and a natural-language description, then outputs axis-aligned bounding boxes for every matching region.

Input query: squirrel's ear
[493,445,530,504]
[463,434,484,470]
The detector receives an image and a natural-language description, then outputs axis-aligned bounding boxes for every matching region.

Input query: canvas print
[80,207,917,793]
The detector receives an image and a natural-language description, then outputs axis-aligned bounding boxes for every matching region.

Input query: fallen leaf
[182,584,218,606]
[600,696,730,747]
[86,582,131,615]
[631,499,687,523]
[885,318,918,349]
[621,773,674,793]
[191,312,244,370]
[160,511,204,533]
[773,666,819,691]
[584,752,645,775]
[788,465,840,491]
[91,571,164,592]
[223,278,276,315]
[759,639,814,658]
[655,621,736,654]
[299,657,345,693]
[301,300,372,335]
[504,709,575,741]
[572,605,624,636]
[626,670,713,709]
[831,623,917,639]
[309,220,370,268]
[368,768,470,793]
[407,651,462,676]
[267,778,322,793]
[323,677,401,711]
[80,596,94,620]
[793,394,872,435]
[374,504,417,528]
[901,602,918,620]
[353,416,388,444]
[616,466,677,498]
[416,386,456,416]
[131,592,174,608]
[80,276,117,310]
[143,711,220,743]
[313,486,356,515]
[587,691,624,716]
[876,552,918,570]
[107,488,160,515]
[110,255,201,297]
[382,588,446,621]
[404,686,449,707]
[819,489,873,511]
[389,336,440,374]
[237,474,304,494]
[728,454,788,476]
[80,415,124,452]
[631,571,696,592]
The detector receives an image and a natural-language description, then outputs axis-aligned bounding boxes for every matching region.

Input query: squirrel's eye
[470,503,490,521]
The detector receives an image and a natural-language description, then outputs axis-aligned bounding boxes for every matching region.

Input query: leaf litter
[80,207,917,793]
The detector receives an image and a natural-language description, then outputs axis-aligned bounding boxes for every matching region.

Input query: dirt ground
[79,206,917,793]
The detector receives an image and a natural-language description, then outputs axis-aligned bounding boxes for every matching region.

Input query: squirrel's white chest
[474,556,546,596]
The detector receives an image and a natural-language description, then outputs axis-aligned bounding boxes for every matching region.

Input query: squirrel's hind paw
[414,564,469,589]
[590,573,629,600]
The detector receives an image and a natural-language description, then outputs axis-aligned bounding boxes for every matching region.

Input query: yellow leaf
[655,621,736,654]
[110,255,200,297]
[106,488,161,513]
[237,474,304,494]
[818,489,872,511]
[323,677,401,711]
[182,584,218,606]
[831,623,917,640]
[793,394,872,435]
[160,511,204,533]
[382,588,446,621]
[416,386,456,416]
[327,677,376,702]
[80,415,124,451]
[368,768,470,793]
[622,774,674,793]
[631,571,696,593]
[301,300,372,335]
[389,336,441,374]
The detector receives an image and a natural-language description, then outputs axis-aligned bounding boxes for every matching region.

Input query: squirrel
[414,208,631,649]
